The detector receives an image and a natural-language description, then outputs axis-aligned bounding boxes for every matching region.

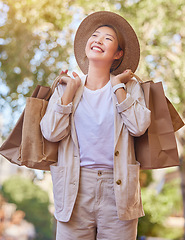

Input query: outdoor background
[0,0,185,239]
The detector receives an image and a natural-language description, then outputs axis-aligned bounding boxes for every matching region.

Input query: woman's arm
[40,72,81,142]
[60,72,81,105]
[116,80,151,136]
[111,71,151,136]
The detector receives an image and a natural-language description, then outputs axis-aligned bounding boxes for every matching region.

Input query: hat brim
[74,11,140,75]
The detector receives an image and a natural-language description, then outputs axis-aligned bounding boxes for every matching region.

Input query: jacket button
[98,171,102,176]
[115,151,119,156]
[116,180,122,185]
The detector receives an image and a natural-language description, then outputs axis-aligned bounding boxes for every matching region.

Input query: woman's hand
[111,69,133,104]
[111,69,133,87]
[60,70,69,75]
[59,71,81,105]
[59,71,81,92]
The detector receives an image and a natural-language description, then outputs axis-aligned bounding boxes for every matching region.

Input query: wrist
[112,83,126,93]
[111,79,121,87]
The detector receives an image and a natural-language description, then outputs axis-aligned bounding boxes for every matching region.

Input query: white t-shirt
[74,80,114,170]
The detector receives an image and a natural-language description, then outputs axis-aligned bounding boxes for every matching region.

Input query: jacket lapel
[111,91,124,149]
[70,75,86,149]
[110,75,124,149]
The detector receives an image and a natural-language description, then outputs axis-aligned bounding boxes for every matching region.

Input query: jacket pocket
[50,165,65,213]
[127,161,140,208]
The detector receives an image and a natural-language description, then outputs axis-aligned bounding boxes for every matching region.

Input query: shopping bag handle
[50,73,69,94]
[132,73,144,83]
[43,73,66,100]
[50,75,60,93]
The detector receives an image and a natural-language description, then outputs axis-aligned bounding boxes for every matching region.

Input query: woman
[40,11,151,240]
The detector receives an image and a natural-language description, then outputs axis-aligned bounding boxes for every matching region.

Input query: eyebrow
[94,30,115,39]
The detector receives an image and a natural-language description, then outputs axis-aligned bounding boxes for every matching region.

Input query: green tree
[1,0,184,124]
[1,176,53,240]
[0,0,74,135]
[1,0,184,131]
[138,178,183,239]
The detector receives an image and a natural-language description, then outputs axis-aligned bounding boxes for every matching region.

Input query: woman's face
[85,26,123,67]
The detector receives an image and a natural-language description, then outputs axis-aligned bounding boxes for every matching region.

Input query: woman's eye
[106,38,113,41]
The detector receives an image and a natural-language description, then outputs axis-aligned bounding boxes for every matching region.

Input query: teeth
[92,47,103,52]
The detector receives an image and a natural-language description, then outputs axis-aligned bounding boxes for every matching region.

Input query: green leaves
[1,175,53,240]
[138,178,183,238]
[1,0,185,131]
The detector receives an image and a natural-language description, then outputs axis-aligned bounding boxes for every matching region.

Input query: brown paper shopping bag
[134,75,184,170]
[0,75,62,170]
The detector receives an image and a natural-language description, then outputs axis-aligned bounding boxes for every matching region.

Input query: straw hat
[74,11,140,75]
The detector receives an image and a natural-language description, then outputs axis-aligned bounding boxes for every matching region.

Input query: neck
[85,62,111,90]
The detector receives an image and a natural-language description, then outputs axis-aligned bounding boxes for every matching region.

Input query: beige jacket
[40,75,151,222]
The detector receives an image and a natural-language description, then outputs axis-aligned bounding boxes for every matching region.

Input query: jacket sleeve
[40,84,72,142]
[116,79,151,136]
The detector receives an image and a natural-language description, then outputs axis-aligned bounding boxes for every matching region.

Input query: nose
[94,38,103,45]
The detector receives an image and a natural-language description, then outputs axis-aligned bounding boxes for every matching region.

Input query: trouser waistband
[80,167,113,179]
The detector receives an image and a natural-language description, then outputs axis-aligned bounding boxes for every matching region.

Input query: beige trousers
[56,167,138,240]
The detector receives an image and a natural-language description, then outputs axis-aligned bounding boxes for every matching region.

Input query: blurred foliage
[132,0,185,115]
[0,0,185,135]
[138,178,183,239]
[1,176,53,240]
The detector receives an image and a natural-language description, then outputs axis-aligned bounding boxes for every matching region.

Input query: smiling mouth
[91,46,104,52]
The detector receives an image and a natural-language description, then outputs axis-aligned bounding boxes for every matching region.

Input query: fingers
[59,73,77,84]
[72,71,81,82]
[59,76,71,84]
[59,70,69,84]
[122,69,134,80]
[60,70,79,79]
[72,72,81,81]
[113,69,133,85]
[59,71,81,87]
[72,72,81,87]
[72,71,78,78]
[123,69,133,76]
[60,70,68,75]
